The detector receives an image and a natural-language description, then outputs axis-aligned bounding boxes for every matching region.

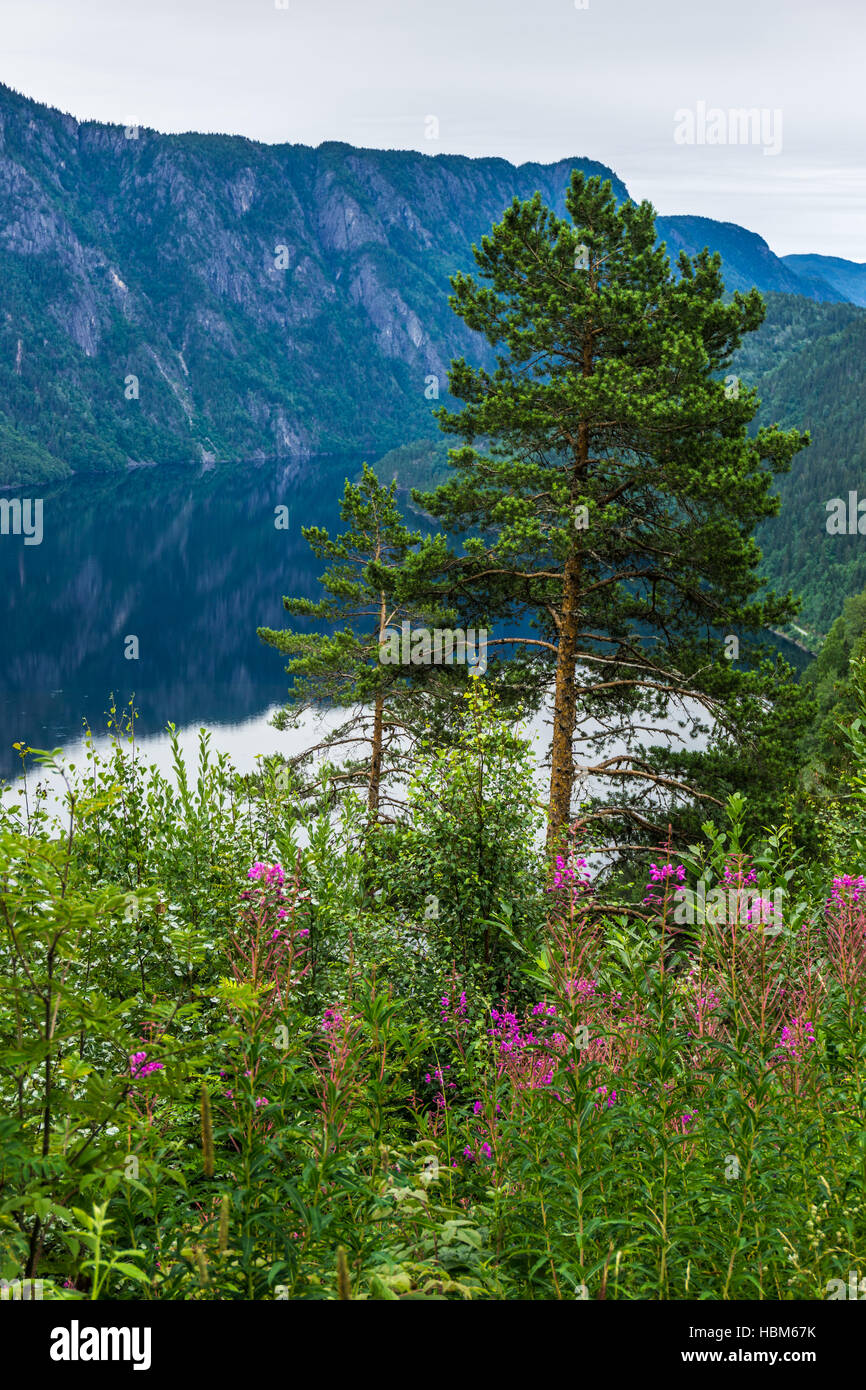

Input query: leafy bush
[2,691,866,1300]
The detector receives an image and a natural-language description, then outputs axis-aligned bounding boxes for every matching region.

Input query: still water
[0,455,373,785]
[0,456,811,791]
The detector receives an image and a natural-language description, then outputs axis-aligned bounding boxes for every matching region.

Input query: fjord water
[0,456,374,784]
[0,457,811,788]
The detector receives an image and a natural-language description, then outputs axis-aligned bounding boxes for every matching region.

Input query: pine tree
[408,171,810,851]
[257,465,454,819]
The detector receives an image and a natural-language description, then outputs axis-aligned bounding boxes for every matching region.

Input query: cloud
[1,0,861,257]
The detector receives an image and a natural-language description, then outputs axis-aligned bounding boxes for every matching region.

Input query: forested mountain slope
[734,295,866,634]
[0,81,853,486]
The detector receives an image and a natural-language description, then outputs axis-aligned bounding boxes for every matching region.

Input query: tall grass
[1,710,865,1300]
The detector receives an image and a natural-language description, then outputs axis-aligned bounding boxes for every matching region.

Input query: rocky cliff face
[0,83,849,484]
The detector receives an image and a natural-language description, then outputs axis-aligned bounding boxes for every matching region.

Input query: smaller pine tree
[258,465,456,820]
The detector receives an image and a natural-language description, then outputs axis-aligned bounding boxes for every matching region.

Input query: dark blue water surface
[0,456,378,780]
[0,457,812,783]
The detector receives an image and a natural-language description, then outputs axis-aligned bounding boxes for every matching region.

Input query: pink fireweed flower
[772,1017,816,1062]
[723,860,757,887]
[743,896,779,928]
[670,1110,697,1135]
[566,977,597,999]
[235,862,311,1021]
[829,874,866,907]
[440,989,469,1022]
[643,863,686,906]
[548,852,592,894]
[423,1064,454,1109]
[488,1001,595,1091]
[129,1051,164,1079]
[649,863,686,884]
[471,1100,501,1116]
[249,862,286,887]
[462,1141,493,1163]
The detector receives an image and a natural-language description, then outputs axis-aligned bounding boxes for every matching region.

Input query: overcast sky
[2,0,863,258]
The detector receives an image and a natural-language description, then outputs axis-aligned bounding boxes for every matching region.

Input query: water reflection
[0,456,367,779]
[0,455,812,785]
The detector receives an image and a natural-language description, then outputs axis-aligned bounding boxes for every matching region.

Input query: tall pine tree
[404,172,810,850]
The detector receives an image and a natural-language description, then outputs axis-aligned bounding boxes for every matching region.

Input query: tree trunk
[547,298,593,853]
[546,547,581,852]
[367,687,384,814]
[368,585,388,816]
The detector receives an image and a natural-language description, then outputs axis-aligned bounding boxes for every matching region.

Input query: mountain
[781,253,866,308]
[0,81,853,486]
[732,293,866,635]
[658,217,847,301]
[0,81,631,484]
